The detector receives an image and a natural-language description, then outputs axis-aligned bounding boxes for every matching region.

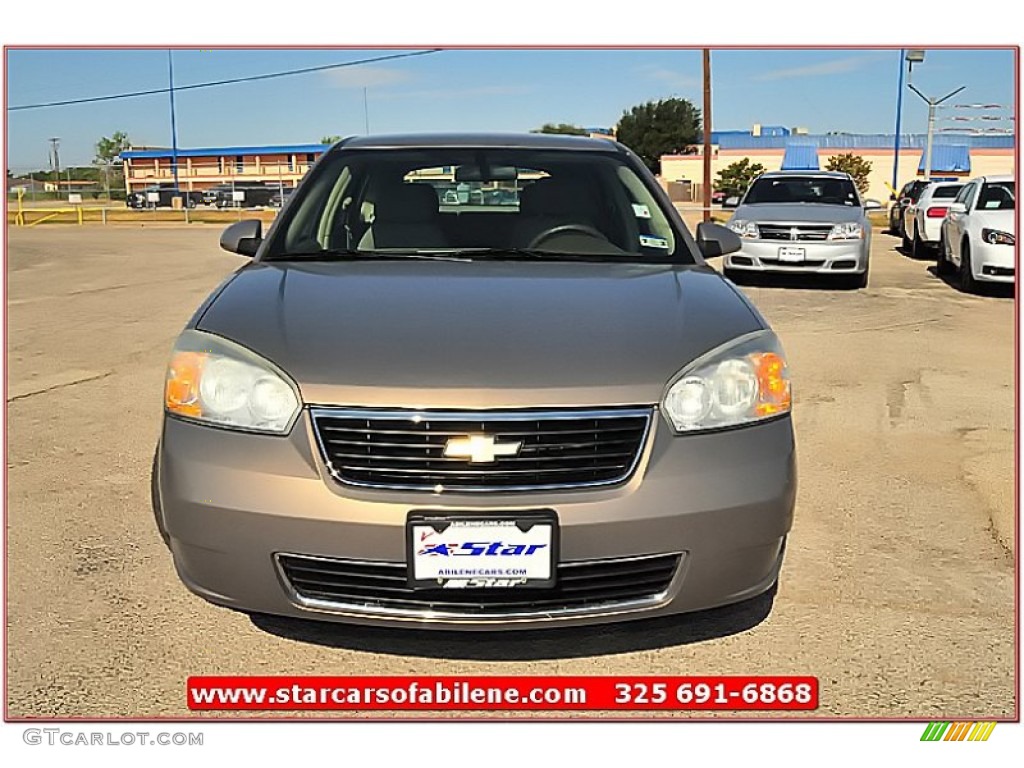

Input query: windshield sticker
[639,235,669,249]
[632,203,652,219]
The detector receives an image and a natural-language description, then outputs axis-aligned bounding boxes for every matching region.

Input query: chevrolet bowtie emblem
[444,434,522,463]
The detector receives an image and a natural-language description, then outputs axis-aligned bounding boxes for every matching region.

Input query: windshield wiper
[427,247,638,262]
[269,248,471,262]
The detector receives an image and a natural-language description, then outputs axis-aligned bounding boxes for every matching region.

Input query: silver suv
[723,170,879,288]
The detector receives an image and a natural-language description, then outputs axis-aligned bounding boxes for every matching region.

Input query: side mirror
[948,202,967,214]
[863,199,883,211]
[220,219,262,257]
[697,222,742,259]
[722,196,740,209]
[900,197,912,207]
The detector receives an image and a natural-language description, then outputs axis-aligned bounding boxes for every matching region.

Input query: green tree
[95,131,131,198]
[825,153,873,196]
[95,131,131,165]
[531,123,588,136]
[320,135,343,144]
[615,98,701,174]
[714,158,766,198]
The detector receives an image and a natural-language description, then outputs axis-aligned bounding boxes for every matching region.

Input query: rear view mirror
[948,202,967,214]
[722,196,740,209]
[455,165,518,182]
[900,197,912,206]
[220,219,263,257]
[696,222,742,259]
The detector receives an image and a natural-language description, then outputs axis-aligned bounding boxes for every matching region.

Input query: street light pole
[167,49,181,192]
[891,50,905,195]
[908,83,966,180]
[702,48,712,223]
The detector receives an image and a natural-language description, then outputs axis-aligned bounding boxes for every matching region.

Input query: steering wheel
[527,224,608,250]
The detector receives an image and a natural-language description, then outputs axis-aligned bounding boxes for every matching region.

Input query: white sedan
[906,181,963,258]
[938,175,1016,292]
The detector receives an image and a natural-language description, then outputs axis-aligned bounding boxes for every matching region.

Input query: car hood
[732,203,865,224]
[968,209,1016,233]
[196,260,763,409]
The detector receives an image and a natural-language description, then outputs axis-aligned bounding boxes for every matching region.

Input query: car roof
[976,174,1014,184]
[335,132,625,153]
[759,170,852,179]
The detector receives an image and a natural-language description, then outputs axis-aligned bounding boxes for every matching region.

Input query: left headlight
[727,219,760,239]
[662,331,791,433]
[164,329,301,434]
[828,222,864,241]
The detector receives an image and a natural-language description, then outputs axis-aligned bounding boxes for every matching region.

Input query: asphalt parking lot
[5,224,1015,719]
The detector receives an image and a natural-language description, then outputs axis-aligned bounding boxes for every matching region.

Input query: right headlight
[727,219,760,239]
[662,331,791,433]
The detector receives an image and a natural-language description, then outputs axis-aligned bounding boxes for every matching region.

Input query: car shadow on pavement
[248,588,777,660]
[927,265,1016,298]
[727,272,861,291]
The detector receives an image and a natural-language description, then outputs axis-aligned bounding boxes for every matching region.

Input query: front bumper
[156,409,796,629]
[972,241,1016,284]
[724,239,868,274]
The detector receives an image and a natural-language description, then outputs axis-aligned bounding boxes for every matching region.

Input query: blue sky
[5,47,1016,171]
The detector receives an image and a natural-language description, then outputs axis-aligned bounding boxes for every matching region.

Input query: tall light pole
[167,49,181,192]
[909,83,966,180]
[892,49,925,195]
[702,48,712,222]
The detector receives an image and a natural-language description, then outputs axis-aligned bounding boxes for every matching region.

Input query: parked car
[152,133,795,630]
[938,175,1015,292]
[214,182,275,208]
[202,185,233,206]
[126,185,201,209]
[890,179,930,240]
[723,170,880,288]
[905,181,964,258]
[269,186,295,208]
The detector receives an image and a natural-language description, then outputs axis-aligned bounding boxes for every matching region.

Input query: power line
[8,49,442,112]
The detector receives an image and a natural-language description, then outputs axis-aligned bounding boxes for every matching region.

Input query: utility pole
[908,83,966,180]
[49,137,61,198]
[702,48,712,223]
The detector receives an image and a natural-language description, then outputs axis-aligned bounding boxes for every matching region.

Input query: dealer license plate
[778,247,806,263]
[407,511,557,589]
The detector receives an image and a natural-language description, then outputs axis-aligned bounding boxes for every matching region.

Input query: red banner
[188,675,818,712]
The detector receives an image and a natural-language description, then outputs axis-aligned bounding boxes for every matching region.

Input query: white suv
[938,175,1016,292]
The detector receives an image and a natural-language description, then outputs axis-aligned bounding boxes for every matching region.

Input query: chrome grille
[311,407,651,492]
[758,224,833,241]
[277,552,681,617]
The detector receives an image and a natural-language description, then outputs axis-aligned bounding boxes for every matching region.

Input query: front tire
[959,240,979,293]
[901,221,912,251]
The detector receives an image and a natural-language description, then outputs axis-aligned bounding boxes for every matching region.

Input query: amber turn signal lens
[165,351,207,418]
[753,352,791,416]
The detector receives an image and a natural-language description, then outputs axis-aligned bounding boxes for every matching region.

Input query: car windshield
[744,175,860,206]
[977,181,1015,211]
[267,147,686,261]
